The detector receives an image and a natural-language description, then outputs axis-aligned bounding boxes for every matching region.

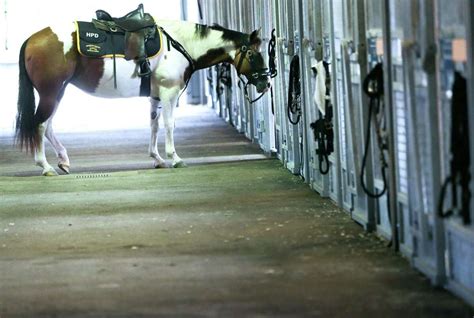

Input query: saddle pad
[74,21,162,59]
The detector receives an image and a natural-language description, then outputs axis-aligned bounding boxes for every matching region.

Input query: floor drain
[74,173,111,179]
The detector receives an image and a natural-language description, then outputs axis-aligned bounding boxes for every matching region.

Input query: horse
[15,11,270,176]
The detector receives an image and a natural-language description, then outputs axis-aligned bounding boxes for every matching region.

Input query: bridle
[234,43,272,104]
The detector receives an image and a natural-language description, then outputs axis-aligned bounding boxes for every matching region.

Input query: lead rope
[361,63,388,198]
[268,28,277,114]
[287,55,301,125]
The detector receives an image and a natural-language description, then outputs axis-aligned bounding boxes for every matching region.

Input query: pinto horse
[16,18,270,176]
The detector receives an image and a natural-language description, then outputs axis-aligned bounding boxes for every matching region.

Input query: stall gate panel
[438,0,474,306]
[273,0,304,175]
[250,0,276,154]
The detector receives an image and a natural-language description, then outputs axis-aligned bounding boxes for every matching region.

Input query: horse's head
[233,29,270,94]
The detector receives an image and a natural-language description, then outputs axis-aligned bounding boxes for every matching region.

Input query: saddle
[95,4,155,33]
[75,4,162,96]
[93,4,156,77]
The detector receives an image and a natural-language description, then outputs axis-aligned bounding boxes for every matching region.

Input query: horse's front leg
[161,87,186,168]
[148,97,168,168]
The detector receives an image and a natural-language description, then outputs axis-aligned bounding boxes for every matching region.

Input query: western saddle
[93,4,156,77]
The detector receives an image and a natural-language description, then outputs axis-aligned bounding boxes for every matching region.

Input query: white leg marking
[45,119,70,174]
[35,122,57,176]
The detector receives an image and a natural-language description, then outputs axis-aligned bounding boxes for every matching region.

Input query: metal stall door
[218,1,232,121]
[228,0,246,132]
[248,0,276,154]
[223,1,246,132]
[438,0,474,305]
[273,0,305,175]
[202,0,233,122]
[321,0,341,203]
[301,0,333,197]
[344,0,373,229]
[386,0,450,277]
[329,0,370,218]
[364,0,392,238]
[366,0,416,246]
[237,1,257,141]
[383,1,419,256]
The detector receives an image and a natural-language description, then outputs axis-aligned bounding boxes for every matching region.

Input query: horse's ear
[250,28,262,47]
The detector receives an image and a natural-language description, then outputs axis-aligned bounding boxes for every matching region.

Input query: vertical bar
[422,0,447,285]
[329,0,343,206]
[180,0,188,20]
[314,0,324,61]
[466,0,474,224]
[356,0,376,229]
[297,0,310,182]
[381,0,399,250]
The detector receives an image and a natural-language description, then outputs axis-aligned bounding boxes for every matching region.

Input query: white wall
[0,1,182,136]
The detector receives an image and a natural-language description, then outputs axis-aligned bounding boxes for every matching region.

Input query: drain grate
[74,173,111,179]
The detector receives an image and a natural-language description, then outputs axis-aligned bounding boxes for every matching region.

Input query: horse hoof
[58,163,70,174]
[43,170,58,177]
[173,161,187,168]
[154,161,169,169]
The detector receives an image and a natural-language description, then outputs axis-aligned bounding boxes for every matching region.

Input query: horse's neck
[158,20,245,70]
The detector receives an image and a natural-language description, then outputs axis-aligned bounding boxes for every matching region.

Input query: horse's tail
[15,38,37,153]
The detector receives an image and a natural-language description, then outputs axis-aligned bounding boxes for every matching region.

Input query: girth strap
[158,26,196,99]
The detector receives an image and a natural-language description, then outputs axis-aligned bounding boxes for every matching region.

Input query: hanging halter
[268,28,278,114]
[360,63,389,199]
[287,55,302,125]
[438,71,471,225]
[310,61,334,175]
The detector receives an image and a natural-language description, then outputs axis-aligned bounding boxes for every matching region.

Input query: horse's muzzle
[256,82,271,94]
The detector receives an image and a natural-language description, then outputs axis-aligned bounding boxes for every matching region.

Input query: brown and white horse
[16,19,270,176]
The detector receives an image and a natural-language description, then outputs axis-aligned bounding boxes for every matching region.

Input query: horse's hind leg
[45,117,70,174]
[34,90,66,176]
[34,120,57,176]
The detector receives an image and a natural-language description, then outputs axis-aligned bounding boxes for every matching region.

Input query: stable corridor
[0,106,472,317]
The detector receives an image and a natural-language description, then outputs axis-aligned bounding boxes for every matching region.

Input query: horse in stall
[15,5,270,176]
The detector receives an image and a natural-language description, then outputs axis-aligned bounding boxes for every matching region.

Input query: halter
[234,43,271,104]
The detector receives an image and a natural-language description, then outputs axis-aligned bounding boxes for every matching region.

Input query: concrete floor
[0,106,473,317]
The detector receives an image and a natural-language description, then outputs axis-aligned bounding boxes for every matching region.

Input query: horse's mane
[195,23,256,45]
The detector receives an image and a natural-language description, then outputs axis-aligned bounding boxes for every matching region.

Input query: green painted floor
[0,106,472,317]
